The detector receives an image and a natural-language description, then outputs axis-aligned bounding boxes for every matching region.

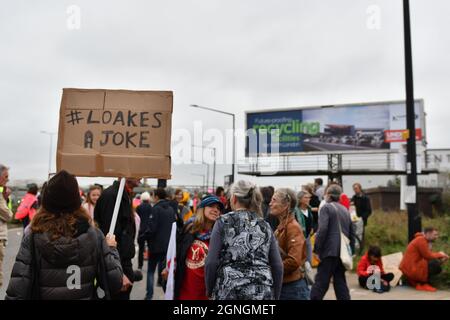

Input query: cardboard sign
[381,252,404,287]
[57,88,172,178]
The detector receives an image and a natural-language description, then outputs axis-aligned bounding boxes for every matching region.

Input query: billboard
[245,100,425,156]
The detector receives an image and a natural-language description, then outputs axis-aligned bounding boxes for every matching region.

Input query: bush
[441,191,450,216]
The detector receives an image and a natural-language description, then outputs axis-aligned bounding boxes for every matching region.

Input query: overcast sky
[1,0,449,189]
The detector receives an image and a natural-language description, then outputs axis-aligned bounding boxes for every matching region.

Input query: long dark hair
[260,186,274,205]
[31,206,93,241]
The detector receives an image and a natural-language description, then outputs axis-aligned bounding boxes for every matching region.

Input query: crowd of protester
[0,163,448,299]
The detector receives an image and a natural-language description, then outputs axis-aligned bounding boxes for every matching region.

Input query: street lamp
[40,130,56,177]
[190,104,235,185]
[192,144,217,192]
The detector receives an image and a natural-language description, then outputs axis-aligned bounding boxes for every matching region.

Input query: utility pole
[40,131,56,177]
[403,0,421,242]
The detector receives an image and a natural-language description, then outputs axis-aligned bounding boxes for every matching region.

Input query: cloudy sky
[1,0,449,190]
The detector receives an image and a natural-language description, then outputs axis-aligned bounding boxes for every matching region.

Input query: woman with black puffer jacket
[5,170,123,300]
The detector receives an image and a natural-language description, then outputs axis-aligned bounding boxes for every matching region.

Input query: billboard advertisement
[245,100,425,156]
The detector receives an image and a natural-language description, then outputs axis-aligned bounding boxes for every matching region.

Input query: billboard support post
[327,154,343,185]
[403,0,421,242]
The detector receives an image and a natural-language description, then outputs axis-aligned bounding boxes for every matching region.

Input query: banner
[164,222,177,300]
[384,128,423,143]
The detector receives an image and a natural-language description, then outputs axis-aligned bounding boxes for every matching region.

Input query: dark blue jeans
[145,253,166,300]
[280,278,310,300]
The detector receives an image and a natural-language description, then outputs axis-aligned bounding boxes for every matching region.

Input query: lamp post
[403,0,421,242]
[192,144,217,192]
[40,131,56,178]
[190,104,235,185]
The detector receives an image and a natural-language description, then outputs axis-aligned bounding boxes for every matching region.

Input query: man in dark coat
[310,184,355,300]
[136,192,152,270]
[351,183,372,226]
[140,188,177,300]
[94,178,140,300]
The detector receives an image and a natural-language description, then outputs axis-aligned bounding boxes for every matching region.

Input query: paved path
[1,228,449,300]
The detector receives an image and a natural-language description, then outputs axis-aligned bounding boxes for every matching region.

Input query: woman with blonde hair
[162,195,224,300]
[205,180,283,300]
[175,189,193,222]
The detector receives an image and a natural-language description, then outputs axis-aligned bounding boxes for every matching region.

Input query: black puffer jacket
[5,223,123,300]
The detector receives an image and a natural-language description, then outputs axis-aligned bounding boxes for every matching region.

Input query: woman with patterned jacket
[205,180,283,300]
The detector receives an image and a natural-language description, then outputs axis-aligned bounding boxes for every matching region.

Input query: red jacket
[357,253,385,277]
[339,194,350,210]
[399,232,445,283]
[15,193,38,221]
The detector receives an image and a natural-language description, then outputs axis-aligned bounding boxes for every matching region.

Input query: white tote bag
[331,203,353,271]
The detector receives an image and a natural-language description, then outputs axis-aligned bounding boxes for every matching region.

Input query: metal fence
[238,150,440,176]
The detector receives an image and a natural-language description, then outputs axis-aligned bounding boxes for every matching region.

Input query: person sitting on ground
[357,246,394,293]
[399,227,449,292]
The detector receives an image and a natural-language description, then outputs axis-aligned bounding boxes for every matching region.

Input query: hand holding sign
[108,177,126,236]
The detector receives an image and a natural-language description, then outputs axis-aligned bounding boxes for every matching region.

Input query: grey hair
[166,186,175,199]
[297,190,310,201]
[274,188,297,213]
[326,184,342,202]
[0,164,8,175]
[229,180,262,216]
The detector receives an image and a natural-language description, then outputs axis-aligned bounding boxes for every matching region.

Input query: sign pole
[403,0,421,242]
[108,177,126,236]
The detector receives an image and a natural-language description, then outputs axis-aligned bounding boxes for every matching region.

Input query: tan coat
[0,195,13,240]
[275,214,307,283]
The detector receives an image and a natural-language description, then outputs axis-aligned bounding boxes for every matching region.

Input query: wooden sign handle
[108,177,126,236]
